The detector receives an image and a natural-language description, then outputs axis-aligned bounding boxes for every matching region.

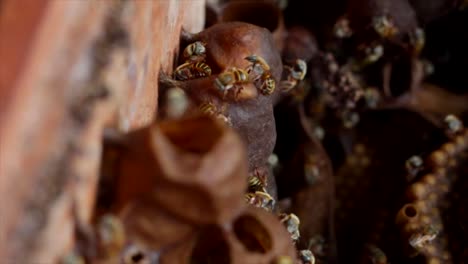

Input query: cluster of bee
[174,41,211,81]
[175,42,307,99]
[280,59,307,92]
[214,54,277,99]
[244,168,302,246]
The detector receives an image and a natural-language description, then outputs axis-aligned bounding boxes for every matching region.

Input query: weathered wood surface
[0,0,205,261]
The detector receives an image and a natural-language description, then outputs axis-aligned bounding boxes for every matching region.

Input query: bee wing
[279,80,297,93]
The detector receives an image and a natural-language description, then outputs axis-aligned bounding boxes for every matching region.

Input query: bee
[363,43,384,65]
[280,59,307,92]
[409,225,439,251]
[444,114,463,135]
[244,191,275,211]
[174,61,212,81]
[405,155,423,181]
[247,168,268,192]
[214,67,249,98]
[299,249,316,264]
[289,59,307,81]
[245,55,276,95]
[97,214,125,258]
[182,41,207,62]
[372,15,398,38]
[198,101,232,125]
[279,213,301,242]
[245,54,271,74]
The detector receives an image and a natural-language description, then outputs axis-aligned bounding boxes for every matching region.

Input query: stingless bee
[405,155,423,180]
[174,61,212,81]
[372,15,398,38]
[182,41,207,62]
[280,59,307,92]
[198,101,232,125]
[214,67,249,98]
[247,168,268,192]
[279,213,301,242]
[245,54,271,74]
[444,114,463,134]
[299,250,316,264]
[245,55,276,95]
[173,41,211,81]
[409,225,439,251]
[244,191,275,211]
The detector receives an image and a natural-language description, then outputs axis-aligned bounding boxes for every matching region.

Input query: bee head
[244,54,259,63]
[293,59,307,80]
[194,41,207,54]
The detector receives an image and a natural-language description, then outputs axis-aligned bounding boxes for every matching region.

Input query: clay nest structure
[5,0,468,264]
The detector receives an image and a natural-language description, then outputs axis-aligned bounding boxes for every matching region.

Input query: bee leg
[233,84,245,100]
[245,65,253,74]
[174,62,193,80]
[258,81,267,95]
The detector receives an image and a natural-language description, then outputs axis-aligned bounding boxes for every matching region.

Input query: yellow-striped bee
[248,173,267,192]
[244,191,275,211]
[280,59,307,92]
[214,67,249,98]
[174,61,212,81]
[198,101,232,125]
[245,55,276,95]
[279,213,301,242]
[247,168,268,192]
[183,41,207,62]
[245,54,271,74]
[372,15,398,38]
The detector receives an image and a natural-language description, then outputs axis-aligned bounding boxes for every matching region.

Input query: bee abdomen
[192,62,212,77]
